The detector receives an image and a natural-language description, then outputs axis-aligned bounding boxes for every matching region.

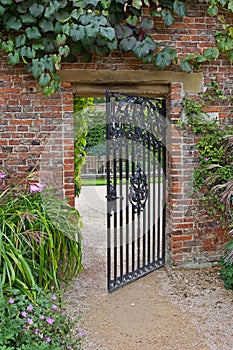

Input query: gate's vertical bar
[119,148,123,280]
[106,90,111,291]
[162,100,167,262]
[152,139,157,262]
[125,142,129,276]
[131,138,135,274]
[113,134,118,284]
[142,138,146,268]
[147,137,151,265]
[157,142,161,260]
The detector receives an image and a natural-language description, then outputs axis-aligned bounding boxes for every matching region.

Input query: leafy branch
[0,0,232,94]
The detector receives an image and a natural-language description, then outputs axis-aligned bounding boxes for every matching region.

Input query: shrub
[0,173,82,299]
[0,289,83,349]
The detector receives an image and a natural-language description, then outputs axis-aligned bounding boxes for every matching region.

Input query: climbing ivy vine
[0,0,232,95]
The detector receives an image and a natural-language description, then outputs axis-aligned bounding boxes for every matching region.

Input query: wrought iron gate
[106,91,166,292]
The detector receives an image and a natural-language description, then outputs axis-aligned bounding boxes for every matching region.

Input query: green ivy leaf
[161,9,174,27]
[8,52,20,65]
[25,27,41,40]
[29,3,44,17]
[20,13,37,24]
[115,25,133,39]
[141,18,154,30]
[71,8,83,20]
[32,42,45,51]
[207,5,218,16]
[204,47,219,60]
[85,22,100,38]
[155,48,177,68]
[228,50,233,62]
[31,60,43,78]
[173,0,187,18]
[228,0,233,12]
[39,19,54,33]
[86,0,99,6]
[45,3,58,18]
[58,45,70,57]
[132,0,142,10]
[5,16,22,30]
[126,15,139,27]
[0,4,5,16]
[100,27,115,41]
[56,34,67,47]
[70,24,85,41]
[15,34,26,48]
[62,23,70,35]
[101,0,111,9]
[180,58,192,72]
[0,0,12,4]
[120,36,137,51]
[1,40,14,52]
[133,37,157,57]
[39,73,51,87]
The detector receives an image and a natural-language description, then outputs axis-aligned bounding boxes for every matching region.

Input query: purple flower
[39,333,44,339]
[24,325,29,330]
[35,328,39,334]
[29,182,44,193]
[46,317,55,325]
[204,157,209,161]
[8,297,14,304]
[27,304,33,311]
[51,294,57,300]
[51,304,57,310]
[27,318,33,325]
[78,330,83,337]
[46,337,51,343]
[66,346,71,349]
[21,311,27,318]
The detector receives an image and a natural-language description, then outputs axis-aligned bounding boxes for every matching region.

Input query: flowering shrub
[0,172,82,298]
[0,289,83,349]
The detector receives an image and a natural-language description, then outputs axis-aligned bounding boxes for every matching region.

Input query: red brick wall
[0,1,232,265]
[0,59,75,204]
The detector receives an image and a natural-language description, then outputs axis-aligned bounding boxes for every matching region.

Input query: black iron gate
[106,91,166,292]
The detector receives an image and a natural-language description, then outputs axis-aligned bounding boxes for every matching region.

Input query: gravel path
[64,186,233,350]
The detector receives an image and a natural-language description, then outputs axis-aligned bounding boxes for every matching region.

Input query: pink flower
[51,294,57,300]
[0,172,6,182]
[29,182,44,193]
[46,337,51,343]
[27,318,33,325]
[21,311,27,318]
[35,328,39,334]
[8,297,14,304]
[51,304,57,310]
[78,330,83,337]
[24,325,29,330]
[27,304,33,311]
[39,333,44,339]
[46,317,55,325]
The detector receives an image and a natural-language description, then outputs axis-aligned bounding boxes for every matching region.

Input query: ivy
[0,0,232,94]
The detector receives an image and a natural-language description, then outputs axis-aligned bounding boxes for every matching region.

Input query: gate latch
[106,184,123,201]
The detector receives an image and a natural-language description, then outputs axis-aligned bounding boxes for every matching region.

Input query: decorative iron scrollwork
[129,164,148,214]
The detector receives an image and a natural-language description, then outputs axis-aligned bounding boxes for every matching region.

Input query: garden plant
[0,172,83,348]
[182,80,233,289]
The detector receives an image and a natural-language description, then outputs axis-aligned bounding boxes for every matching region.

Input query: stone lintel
[58,69,203,96]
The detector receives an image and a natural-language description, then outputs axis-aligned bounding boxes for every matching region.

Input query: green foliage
[0,290,83,349]
[74,97,94,196]
[0,178,82,298]
[0,0,232,94]
[182,79,233,289]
